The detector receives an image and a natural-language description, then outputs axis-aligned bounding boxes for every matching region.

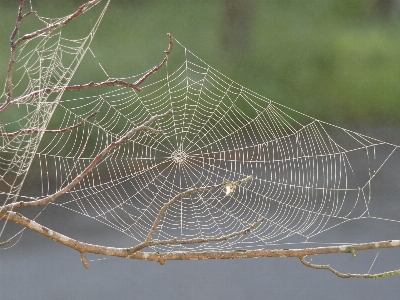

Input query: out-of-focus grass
[1,0,400,126]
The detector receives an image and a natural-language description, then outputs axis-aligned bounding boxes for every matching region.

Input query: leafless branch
[80,252,90,269]
[299,256,400,279]
[0,111,99,138]
[6,0,100,103]
[1,34,173,113]
[0,80,141,113]
[0,210,263,268]
[133,33,174,87]
[0,110,172,215]
[2,210,400,273]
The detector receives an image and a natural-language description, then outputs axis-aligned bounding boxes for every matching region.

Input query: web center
[171,148,188,164]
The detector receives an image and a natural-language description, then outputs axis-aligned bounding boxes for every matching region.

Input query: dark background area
[1,0,400,299]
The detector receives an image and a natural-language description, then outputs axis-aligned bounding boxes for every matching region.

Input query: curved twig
[1,80,142,113]
[133,33,174,87]
[299,256,400,279]
[6,0,100,103]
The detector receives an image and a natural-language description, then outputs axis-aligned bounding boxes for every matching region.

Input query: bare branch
[0,79,142,112]
[1,33,174,113]
[146,175,253,242]
[21,10,38,19]
[12,0,99,49]
[0,110,172,215]
[6,0,100,102]
[3,210,400,275]
[9,0,25,50]
[80,252,90,269]
[133,33,174,87]
[0,111,99,138]
[299,256,400,279]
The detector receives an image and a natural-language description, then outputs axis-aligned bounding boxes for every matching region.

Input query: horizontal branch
[0,110,172,214]
[2,210,400,275]
[0,111,99,138]
[299,256,400,279]
[0,80,141,113]
[146,175,253,242]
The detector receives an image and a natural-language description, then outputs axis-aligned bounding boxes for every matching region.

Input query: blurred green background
[1,0,400,126]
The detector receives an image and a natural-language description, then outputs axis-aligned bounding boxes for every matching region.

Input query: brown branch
[0,111,99,138]
[12,0,99,50]
[3,210,400,274]
[0,78,145,113]
[6,0,99,103]
[0,110,172,215]
[1,33,174,113]
[299,256,400,279]
[130,218,262,254]
[146,175,253,243]
[133,33,174,87]
[80,252,90,269]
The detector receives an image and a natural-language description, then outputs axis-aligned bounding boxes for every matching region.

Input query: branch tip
[133,33,174,87]
[80,252,90,269]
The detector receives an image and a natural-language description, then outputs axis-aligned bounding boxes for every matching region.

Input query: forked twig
[6,0,100,103]
[0,80,141,113]
[0,110,172,215]
[0,111,99,138]
[299,256,400,279]
[1,34,174,113]
[3,210,400,272]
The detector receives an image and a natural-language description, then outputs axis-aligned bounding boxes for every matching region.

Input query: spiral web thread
[1,3,400,253]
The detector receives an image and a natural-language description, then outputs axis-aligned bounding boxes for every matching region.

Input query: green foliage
[1,0,400,126]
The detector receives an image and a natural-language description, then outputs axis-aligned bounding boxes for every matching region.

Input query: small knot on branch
[347,246,357,257]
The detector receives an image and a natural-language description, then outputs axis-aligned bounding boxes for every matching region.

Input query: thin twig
[1,33,174,113]
[0,78,143,114]
[129,217,264,254]
[299,256,400,279]
[0,110,172,214]
[12,0,99,50]
[133,33,174,87]
[0,111,99,138]
[146,175,253,242]
[6,0,99,103]
[80,252,90,269]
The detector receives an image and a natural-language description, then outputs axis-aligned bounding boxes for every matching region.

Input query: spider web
[1,1,400,253]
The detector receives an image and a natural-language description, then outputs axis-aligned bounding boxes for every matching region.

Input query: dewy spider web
[1,1,400,252]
